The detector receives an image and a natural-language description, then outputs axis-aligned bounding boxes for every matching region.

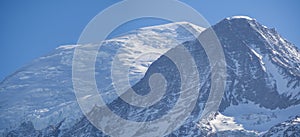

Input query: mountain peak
[215,15,259,32]
[226,15,255,21]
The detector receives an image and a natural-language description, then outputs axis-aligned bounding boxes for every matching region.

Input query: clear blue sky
[0,0,299,81]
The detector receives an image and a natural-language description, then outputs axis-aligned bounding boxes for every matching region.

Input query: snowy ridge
[248,46,266,72]
[249,19,300,97]
[223,101,300,132]
[209,112,244,132]
[56,45,79,50]
[262,116,300,137]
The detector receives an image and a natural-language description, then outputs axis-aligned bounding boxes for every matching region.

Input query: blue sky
[0,0,299,81]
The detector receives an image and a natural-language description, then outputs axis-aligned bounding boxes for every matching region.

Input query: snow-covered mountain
[0,22,204,135]
[1,16,300,137]
[197,16,300,136]
[216,16,300,133]
[60,16,300,137]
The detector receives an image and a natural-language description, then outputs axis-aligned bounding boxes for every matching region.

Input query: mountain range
[1,16,300,137]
